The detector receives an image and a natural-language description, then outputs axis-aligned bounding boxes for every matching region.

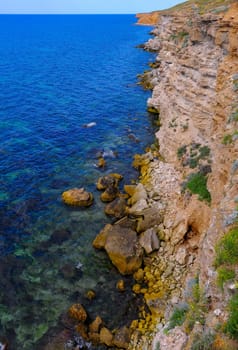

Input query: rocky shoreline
[128,2,238,349]
[37,3,238,349]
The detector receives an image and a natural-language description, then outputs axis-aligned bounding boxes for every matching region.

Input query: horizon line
[0,12,144,15]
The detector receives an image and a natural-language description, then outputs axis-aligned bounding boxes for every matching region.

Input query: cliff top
[136,0,237,24]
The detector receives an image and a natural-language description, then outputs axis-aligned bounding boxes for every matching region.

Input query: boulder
[136,207,163,233]
[100,185,119,202]
[93,224,143,275]
[68,303,87,322]
[99,327,113,346]
[127,183,148,205]
[104,197,127,218]
[92,224,112,249]
[96,173,123,190]
[139,227,160,254]
[113,326,131,349]
[89,316,103,333]
[104,225,143,275]
[62,188,93,207]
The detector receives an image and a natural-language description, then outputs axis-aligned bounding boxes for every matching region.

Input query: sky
[0,0,186,14]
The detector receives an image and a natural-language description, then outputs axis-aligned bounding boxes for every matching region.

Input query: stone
[127,199,148,216]
[113,326,131,349]
[104,197,127,218]
[94,223,143,275]
[96,173,123,190]
[100,185,119,202]
[92,224,112,249]
[139,227,160,254]
[62,188,93,207]
[104,225,143,275]
[124,184,137,197]
[116,279,125,292]
[136,207,163,233]
[85,290,96,300]
[175,247,187,265]
[89,316,103,333]
[99,327,113,346]
[127,183,148,205]
[68,303,87,322]
[97,157,106,168]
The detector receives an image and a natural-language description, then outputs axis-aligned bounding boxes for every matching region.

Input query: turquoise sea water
[0,15,156,349]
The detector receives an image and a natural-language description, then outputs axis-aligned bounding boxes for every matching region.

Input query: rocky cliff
[130,1,238,349]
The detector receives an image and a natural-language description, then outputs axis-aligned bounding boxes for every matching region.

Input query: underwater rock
[62,188,94,207]
[49,228,71,244]
[85,290,96,300]
[89,316,103,334]
[97,157,106,168]
[116,279,125,292]
[68,304,87,322]
[99,327,113,347]
[104,197,127,218]
[113,326,131,349]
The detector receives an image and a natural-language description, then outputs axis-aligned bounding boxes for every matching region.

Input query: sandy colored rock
[113,326,131,349]
[62,188,93,207]
[89,316,103,333]
[99,327,113,346]
[68,303,87,322]
[104,197,127,218]
[104,225,143,275]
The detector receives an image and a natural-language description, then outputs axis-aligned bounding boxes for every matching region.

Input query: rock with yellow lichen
[62,188,94,207]
[116,279,125,292]
[93,223,143,275]
[68,303,87,322]
[99,327,114,347]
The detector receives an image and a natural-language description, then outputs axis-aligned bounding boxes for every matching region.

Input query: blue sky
[0,0,186,14]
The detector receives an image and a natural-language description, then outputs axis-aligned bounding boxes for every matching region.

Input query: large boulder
[93,224,143,275]
[104,197,127,218]
[62,188,93,207]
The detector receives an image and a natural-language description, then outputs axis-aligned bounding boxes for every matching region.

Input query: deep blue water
[0,15,155,349]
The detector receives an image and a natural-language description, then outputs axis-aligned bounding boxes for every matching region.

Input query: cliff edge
[130,1,238,349]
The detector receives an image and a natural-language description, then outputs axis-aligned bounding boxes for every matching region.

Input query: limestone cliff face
[136,12,160,25]
[131,2,238,349]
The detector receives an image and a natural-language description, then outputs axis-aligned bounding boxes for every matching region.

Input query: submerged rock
[62,188,94,207]
[68,304,87,322]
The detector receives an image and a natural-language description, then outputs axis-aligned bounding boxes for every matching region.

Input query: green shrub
[177,145,187,159]
[215,227,238,267]
[185,278,207,332]
[222,134,233,145]
[167,305,188,330]
[199,145,210,159]
[225,293,238,340]
[185,172,211,203]
[217,266,236,289]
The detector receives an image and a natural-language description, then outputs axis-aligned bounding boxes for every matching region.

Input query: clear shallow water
[0,15,156,349]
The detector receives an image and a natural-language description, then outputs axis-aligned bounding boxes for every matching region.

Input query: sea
[0,15,156,349]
